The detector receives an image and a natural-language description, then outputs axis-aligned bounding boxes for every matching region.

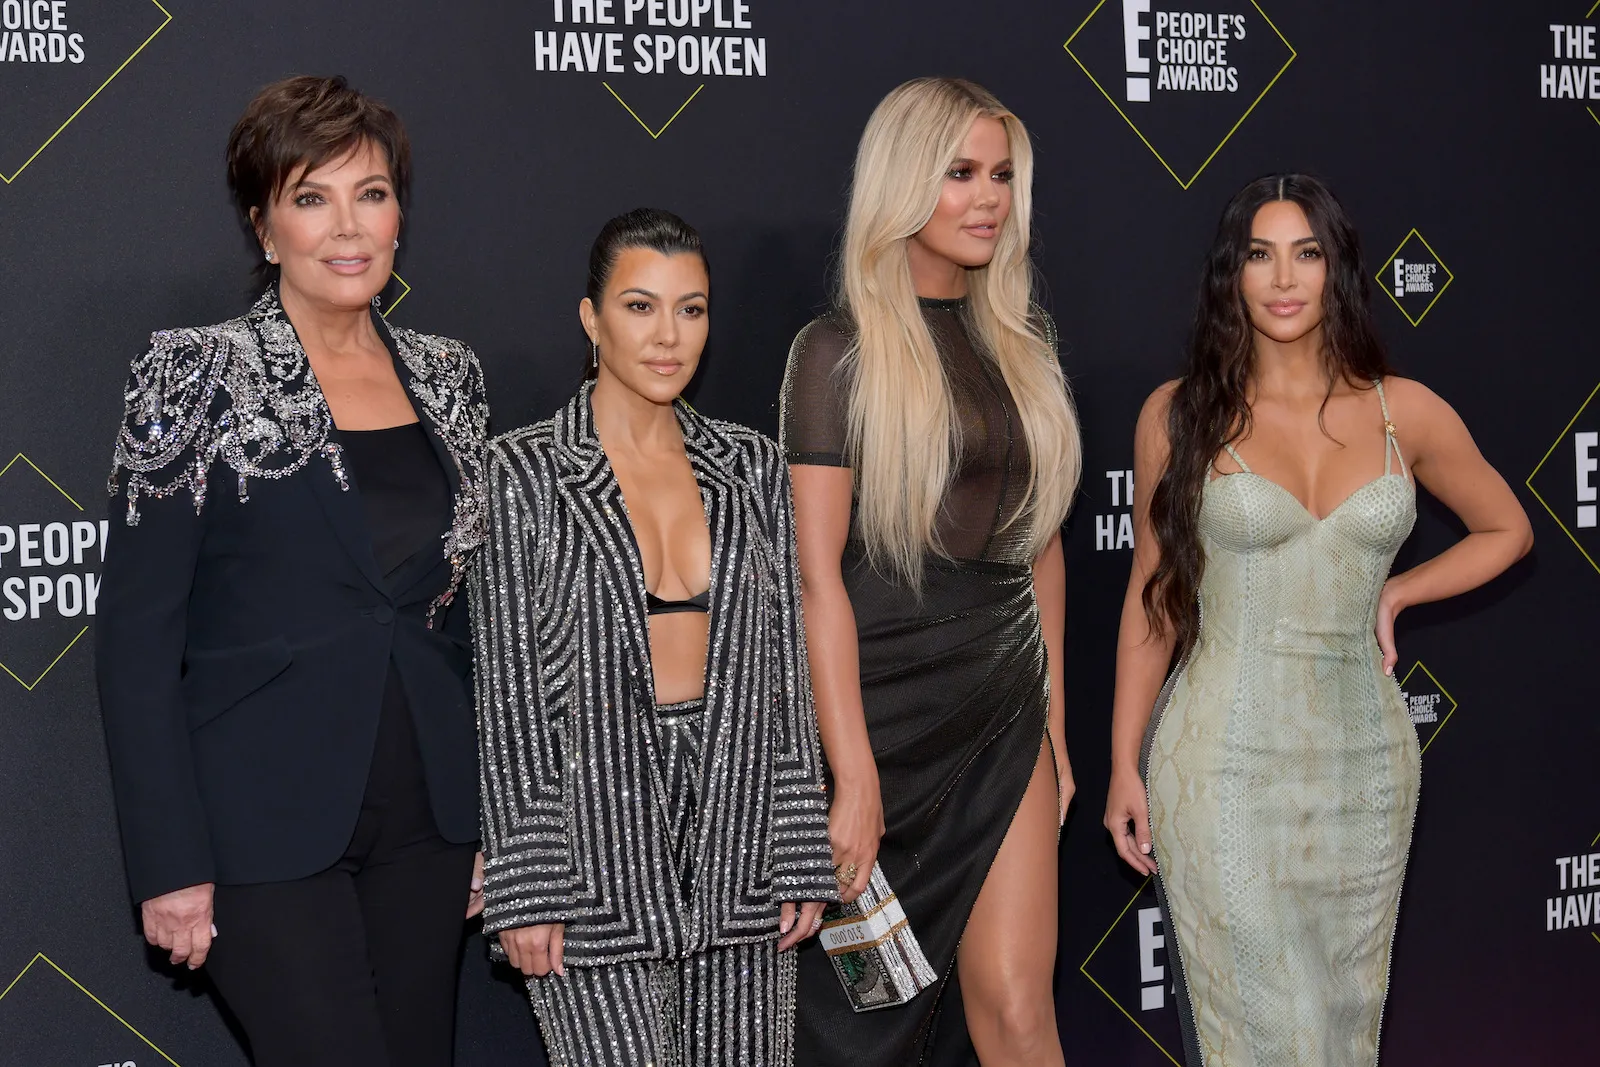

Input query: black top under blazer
[97,286,490,904]
[472,386,837,963]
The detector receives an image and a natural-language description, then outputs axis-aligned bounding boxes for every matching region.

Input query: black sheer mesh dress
[780,297,1053,1067]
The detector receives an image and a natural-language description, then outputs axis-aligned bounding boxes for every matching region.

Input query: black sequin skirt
[794,547,1049,1066]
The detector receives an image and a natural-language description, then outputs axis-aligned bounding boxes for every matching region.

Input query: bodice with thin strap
[1196,378,1417,649]
[1213,377,1410,521]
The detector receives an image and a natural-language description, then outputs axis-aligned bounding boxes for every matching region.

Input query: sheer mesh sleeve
[779,314,854,467]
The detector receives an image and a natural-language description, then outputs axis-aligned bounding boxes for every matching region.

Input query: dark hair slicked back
[583,208,708,379]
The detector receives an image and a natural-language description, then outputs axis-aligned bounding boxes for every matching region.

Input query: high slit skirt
[794,548,1050,1066]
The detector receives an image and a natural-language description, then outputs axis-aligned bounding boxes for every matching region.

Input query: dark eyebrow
[293,174,391,190]
[1249,236,1320,245]
[676,291,708,303]
[620,287,658,299]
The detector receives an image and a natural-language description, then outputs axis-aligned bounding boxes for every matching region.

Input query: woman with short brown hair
[96,75,490,1066]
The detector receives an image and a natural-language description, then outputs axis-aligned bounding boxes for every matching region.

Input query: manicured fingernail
[1140,842,1150,854]
[780,916,793,934]
[210,924,218,937]
[471,878,483,891]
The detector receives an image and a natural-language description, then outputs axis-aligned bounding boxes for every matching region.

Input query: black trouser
[206,672,477,1067]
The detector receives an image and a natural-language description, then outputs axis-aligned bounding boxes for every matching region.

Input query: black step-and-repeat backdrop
[1,2,1595,1064]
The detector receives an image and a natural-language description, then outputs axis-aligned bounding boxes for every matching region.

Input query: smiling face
[1240,199,1327,346]
[252,139,400,311]
[906,115,1014,285]
[580,247,710,406]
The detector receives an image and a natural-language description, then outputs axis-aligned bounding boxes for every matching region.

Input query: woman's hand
[1105,766,1157,876]
[141,882,216,969]
[777,901,829,951]
[501,923,565,978]
[466,851,486,919]
[1375,578,1405,677]
[828,773,885,904]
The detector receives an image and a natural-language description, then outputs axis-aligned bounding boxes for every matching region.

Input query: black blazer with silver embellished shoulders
[96,286,490,904]
[472,384,836,963]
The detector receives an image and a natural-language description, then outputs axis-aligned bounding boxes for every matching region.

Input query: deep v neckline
[1206,469,1411,524]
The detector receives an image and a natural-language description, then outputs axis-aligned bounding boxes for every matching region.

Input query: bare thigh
[957,740,1063,1064]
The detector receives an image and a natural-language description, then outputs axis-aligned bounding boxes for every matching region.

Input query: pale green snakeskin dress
[1142,380,1421,1067]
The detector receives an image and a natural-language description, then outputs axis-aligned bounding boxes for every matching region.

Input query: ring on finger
[833,861,859,885]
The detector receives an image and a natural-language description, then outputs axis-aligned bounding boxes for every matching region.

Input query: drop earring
[591,343,599,372]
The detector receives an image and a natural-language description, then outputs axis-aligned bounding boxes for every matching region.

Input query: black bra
[646,588,710,616]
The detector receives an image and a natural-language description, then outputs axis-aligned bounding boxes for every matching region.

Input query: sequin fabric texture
[108,286,490,624]
[470,385,837,970]
[1142,381,1421,1067]
[528,940,795,1067]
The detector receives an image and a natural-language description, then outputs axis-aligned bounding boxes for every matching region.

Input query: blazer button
[372,604,395,625]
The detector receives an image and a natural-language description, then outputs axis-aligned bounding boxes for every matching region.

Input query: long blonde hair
[840,77,1081,583]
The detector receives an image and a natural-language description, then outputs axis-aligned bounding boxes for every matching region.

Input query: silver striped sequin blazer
[471,384,837,963]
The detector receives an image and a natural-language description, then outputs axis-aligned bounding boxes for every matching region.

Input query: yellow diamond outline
[0,0,175,185]
[1588,824,1600,947]
[1079,877,1184,1067]
[0,952,182,1065]
[1397,660,1459,756]
[0,453,92,691]
[1525,379,1600,578]
[603,81,704,139]
[381,271,412,319]
[1374,229,1456,327]
[1063,0,1297,189]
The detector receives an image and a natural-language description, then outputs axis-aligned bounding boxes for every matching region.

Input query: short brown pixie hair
[226,75,411,242]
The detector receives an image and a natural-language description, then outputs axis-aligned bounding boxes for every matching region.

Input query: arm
[1374,379,1534,672]
[1104,385,1180,876]
[96,331,217,965]
[1031,530,1073,826]
[790,463,881,903]
[470,444,568,975]
[763,444,841,948]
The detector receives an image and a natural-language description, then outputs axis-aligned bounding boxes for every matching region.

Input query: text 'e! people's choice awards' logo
[1375,229,1454,327]
[1063,0,1296,188]
[0,953,180,1066]
[531,0,769,138]
[1540,6,1600,126]
[1081,880,1186,1062]
[0,0,171,184]
[0,453,105,691]
[1527,381,1600,578]
[1395,660,1458,755]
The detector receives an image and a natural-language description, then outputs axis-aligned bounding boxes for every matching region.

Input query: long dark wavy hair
[1143,174,1392,656]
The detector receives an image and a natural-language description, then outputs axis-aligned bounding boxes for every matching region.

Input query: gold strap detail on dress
[1372,378,1407,478]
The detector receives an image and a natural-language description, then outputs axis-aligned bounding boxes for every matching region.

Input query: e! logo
[1528,382,1600,576]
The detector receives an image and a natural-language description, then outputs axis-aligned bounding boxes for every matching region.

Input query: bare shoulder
[1380,375,1464,435]
[1131,379,1180,466]
[1137,380,1181,435]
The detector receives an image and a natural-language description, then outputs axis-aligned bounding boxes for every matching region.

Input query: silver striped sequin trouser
[527,940,797,1066]
[528,698,798,1066]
